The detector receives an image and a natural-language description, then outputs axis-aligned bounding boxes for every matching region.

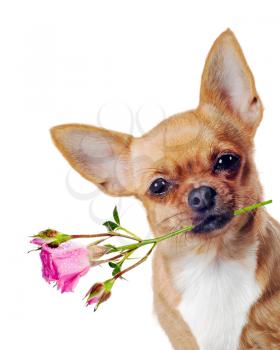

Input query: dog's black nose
[188,186,217,212]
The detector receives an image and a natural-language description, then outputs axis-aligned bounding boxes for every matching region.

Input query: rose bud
[39,242,90,293]
[87,244,110,262]
[31,229,72,247]
[85,279,115,311]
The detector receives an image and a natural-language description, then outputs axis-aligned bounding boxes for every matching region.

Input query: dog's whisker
[155,210,189,228]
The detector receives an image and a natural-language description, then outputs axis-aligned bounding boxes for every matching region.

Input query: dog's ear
[50,124,134,196]
[199,29,263,135]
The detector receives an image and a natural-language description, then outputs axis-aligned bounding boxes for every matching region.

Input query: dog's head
[51,30,263,250]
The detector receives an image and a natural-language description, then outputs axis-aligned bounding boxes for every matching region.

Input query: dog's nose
[188,186,217,212]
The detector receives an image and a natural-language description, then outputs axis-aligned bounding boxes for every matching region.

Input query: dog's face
[51,30,264,248]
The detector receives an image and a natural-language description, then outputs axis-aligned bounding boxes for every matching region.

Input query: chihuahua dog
[51,30,280,350]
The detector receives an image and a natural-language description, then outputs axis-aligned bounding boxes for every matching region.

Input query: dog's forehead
[131,110,246,174]
[150,111,213,148]
[132,111,217,161]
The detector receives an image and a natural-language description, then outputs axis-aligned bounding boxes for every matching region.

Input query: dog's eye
[213,153,240,172]
[149,178,171,196]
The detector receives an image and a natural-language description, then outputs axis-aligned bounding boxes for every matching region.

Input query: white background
[1,1,280,349]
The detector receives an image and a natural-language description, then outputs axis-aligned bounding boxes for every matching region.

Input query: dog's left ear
[199,29,263,136]
[50,124,134,196]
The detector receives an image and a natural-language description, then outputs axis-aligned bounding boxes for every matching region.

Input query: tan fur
[51,30,280,349]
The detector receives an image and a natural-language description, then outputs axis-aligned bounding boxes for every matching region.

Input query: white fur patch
[171,243,261,350]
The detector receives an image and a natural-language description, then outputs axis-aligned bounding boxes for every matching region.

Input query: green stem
[118,249,136,268]
[114,225,194,252]
[113,199,272,252]
[114,243,156,280]
[116,227,142,241]
[91,249,135,266]
[71,232,141,242]
[233,199,272,216]
[90,253,124,266]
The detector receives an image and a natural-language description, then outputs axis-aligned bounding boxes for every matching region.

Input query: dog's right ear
[199,29,263,136]
[50,124,134,196]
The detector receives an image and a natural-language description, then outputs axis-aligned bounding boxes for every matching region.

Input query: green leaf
[113,206,120,225]
[108,261,117,268]
[112,265,121,276]
[103,221,119,231]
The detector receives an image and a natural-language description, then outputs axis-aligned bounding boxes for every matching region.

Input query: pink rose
[39,242,90,293]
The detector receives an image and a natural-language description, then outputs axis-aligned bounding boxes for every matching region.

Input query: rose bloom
[39,242,90,293]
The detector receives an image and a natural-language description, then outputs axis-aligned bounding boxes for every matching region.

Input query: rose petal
[39,242,90,292]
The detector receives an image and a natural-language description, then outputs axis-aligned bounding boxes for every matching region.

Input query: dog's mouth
[192,211,233,234]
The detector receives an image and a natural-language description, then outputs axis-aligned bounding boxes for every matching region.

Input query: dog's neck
[152,208,280,350]
[153,207,280,304]
[151,206,280,307]
[164,211,265,350]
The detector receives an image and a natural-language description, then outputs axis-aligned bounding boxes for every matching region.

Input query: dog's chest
[171,249,261,350]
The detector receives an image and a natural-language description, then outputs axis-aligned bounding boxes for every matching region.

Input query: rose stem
[233,199,272,216]
[113,199,273,252]
[114,243,156,280]
[71,232,142,242]
[116,227,142,241]
[92,249,136,266]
